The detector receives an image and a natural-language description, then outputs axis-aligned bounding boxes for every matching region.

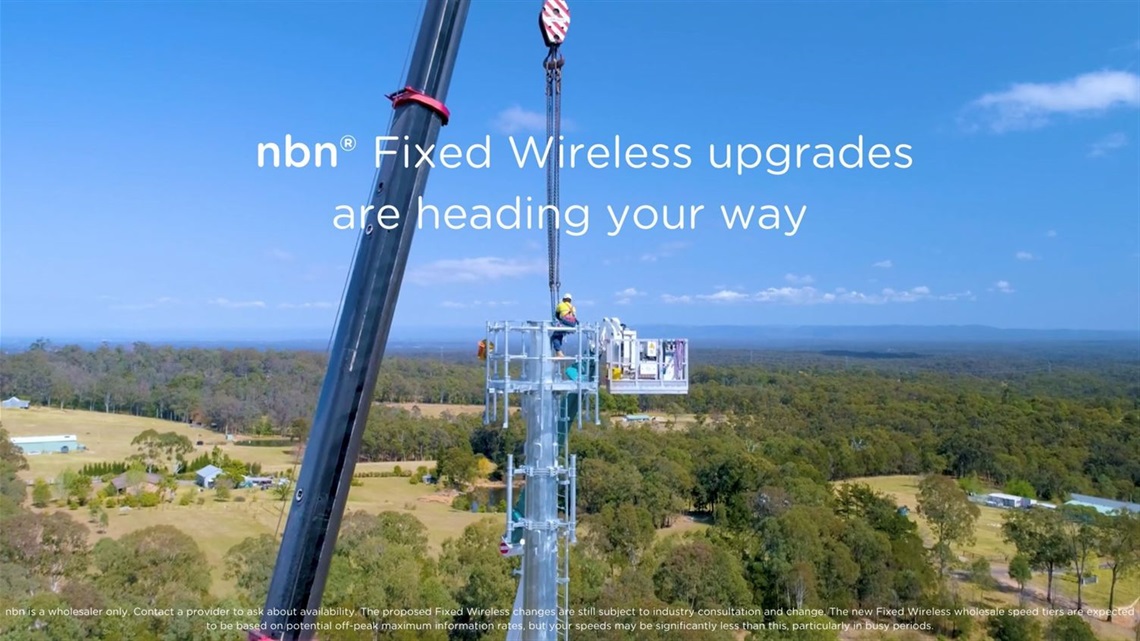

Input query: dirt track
[985,561,1139,638]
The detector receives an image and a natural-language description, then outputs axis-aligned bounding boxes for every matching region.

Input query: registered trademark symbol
[340,135,357,151]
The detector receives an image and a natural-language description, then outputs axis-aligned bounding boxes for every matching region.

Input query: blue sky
[2,0,1138,337]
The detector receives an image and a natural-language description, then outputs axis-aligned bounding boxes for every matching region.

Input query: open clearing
[6,407,703,598]
[380,401,702,429]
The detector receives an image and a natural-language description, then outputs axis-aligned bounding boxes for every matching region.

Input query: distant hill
[3,324,1137,353]
[628,324,1139,347]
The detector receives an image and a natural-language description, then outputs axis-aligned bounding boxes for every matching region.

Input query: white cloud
[963,70,1140,132]
[1015,251,1036,261]
[873,259,893,268]
[439,300,517,309]
[493,106,545,134]
[784,273,814,285]
[1088,132,1128,157]
[492,106,577,134]
[266,248,293,262]
[407,257,544,285]
[641,242,689,262]
[614,287,646,305]
[1045,230,1058,238]
[990,280,1015,294]
[209,298,266,308]
[662,285,950,305]
[701,290,752,303]
[278,302,333,309]
[108,296,181,311]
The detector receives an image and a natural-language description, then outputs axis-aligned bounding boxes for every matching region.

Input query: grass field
[3,406,299,478]
[45,473,497,596]
[381,402,485,417]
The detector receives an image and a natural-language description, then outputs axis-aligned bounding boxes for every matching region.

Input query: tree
[586,503,656,571]
[988,612,1041,641]
[1002,508,1073,605]
[91,525,211,604]
[436,443,478,490]
[158,432,194,473]
[1097,509,1140,622]
[32,479,52,507]
[969,557,994,589]
[652,537,752,610]
[916,474,980,574]
[436,520,519,640]
[1058,504,1100,610]
[0,511,89,592]
[223,534,279,607]
[1045,614,1096,641]
[124,463,147,495]
[1009,554,1032,606]
[321,511,453,638]
[1005,479,1037,499]
[65,473,92,506]
[130,429,164,472]
[215,477,233,500]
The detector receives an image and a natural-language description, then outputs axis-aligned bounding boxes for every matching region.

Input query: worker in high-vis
[551,292,578,357]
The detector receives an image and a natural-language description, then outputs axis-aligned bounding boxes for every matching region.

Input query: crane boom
[248,1,470,639]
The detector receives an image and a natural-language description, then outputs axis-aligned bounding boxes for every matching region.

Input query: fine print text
[255,134,915,237]
[12,605,1122,635]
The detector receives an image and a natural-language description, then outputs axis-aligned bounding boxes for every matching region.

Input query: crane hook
[539,0,570,47]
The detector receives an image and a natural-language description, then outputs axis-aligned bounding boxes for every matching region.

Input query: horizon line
[3,322,1138,342]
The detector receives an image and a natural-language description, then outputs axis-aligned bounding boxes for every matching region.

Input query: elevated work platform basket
[598,317,689,395]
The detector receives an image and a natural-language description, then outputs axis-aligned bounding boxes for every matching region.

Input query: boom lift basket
[598,317,689,395]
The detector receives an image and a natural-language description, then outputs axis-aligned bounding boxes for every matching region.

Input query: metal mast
[249,1,470,639]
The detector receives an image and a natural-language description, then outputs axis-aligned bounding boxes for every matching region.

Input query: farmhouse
[195,464,224,488]
[1064,494,1140,516]
[109,472,163,494]
[1,396,30,409]
[8,434,84,454]
[985,492,1031,509]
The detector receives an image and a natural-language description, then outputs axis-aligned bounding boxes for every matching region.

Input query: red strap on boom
[387,86,450,125]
